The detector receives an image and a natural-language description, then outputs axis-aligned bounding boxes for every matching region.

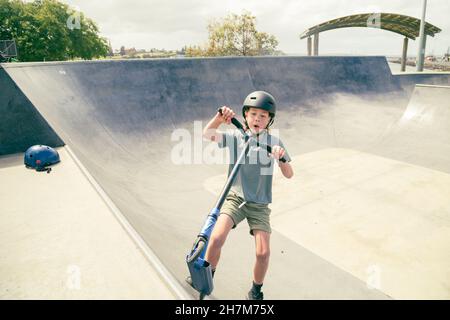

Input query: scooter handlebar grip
[265,145,287,163]
[231,117,244,130]
[217,108,244,130]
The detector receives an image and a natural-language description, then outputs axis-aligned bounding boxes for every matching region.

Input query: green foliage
[186,11,279,57]
[0,0,109,61]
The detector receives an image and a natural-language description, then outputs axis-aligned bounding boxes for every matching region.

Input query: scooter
[185,109,286,300]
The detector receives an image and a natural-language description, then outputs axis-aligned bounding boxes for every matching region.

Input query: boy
[202,91,293,300]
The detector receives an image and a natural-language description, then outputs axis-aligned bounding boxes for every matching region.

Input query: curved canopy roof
[300,13,441,40]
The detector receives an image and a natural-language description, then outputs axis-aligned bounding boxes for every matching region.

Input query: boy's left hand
[271,145,286,161]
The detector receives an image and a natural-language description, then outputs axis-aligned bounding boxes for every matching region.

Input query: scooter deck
[186,256,214,297]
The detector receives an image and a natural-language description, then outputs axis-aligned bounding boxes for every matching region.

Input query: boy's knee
[255,249,270,262]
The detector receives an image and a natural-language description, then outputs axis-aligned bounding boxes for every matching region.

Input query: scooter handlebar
[264,144,287,163]
[216,108,287,163]
[217,108,244,131]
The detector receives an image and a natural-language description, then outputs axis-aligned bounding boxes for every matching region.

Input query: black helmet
[242,91,276,128]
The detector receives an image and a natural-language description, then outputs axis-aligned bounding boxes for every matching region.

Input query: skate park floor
[0,147,183,299]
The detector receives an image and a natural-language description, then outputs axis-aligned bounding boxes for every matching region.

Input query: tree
[0,0,109,61]
[185,45,205,57]
[186,11,279,57]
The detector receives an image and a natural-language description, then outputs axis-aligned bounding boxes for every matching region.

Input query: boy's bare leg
[205,214,234,269]
[253,230,271,284]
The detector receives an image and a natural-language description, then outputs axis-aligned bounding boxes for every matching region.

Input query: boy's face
[245,107,270,133]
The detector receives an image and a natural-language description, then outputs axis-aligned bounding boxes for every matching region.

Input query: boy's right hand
[218,106,235,125]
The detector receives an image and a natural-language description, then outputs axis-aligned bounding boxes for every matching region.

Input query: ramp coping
[415,84,450,89]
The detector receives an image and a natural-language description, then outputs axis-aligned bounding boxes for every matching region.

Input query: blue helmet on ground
[24,145,60,172]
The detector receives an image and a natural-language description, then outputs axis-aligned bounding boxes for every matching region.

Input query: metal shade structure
[300,13,441,40]
[300,13,441,71]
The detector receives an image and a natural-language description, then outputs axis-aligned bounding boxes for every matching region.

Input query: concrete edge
[392,71,450,76]
[0,55,388,68]
[415,83,450,89]
[64,145,193,300]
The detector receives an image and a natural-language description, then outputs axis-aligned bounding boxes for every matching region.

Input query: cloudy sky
[63,0,450,56]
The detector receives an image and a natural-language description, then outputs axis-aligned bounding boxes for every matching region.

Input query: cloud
[63,0,450,55]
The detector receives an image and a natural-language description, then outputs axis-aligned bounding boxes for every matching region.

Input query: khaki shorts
[221,192,271,235]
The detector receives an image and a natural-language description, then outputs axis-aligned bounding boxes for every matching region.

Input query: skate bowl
[1,56,450,299]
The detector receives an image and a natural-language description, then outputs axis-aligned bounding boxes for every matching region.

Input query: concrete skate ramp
[377,85,450,173]
[0,68,64,155]
[2,57,450,299]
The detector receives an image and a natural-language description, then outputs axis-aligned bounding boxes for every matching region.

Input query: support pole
[416,0,427,71]
[401,37,409,72]
[307,37,312,56]
[313,33,319,56]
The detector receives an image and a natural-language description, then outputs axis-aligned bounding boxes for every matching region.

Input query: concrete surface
[0,147,177,299]
[271,149,450,299]
[1,57,450,299]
